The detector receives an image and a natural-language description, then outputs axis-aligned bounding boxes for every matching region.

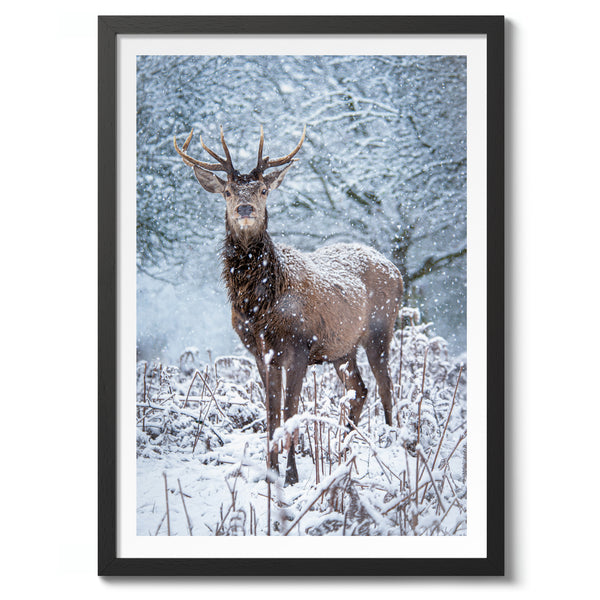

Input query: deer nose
[237,204,254,217]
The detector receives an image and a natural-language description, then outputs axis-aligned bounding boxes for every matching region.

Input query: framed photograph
[99,15,504,576]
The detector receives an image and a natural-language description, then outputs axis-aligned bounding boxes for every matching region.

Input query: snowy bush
[136,308,467,536]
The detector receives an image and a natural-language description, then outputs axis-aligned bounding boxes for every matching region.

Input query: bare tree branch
[408,246,467,283]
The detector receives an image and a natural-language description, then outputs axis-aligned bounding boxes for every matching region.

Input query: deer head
[174,126,306,242]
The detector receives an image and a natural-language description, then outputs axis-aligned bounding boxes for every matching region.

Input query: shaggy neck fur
[221,218,288,322]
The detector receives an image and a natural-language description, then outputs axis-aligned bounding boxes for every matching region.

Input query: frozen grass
[136,308,467,536]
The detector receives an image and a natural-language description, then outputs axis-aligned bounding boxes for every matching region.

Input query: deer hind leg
[364,328,394,426]
[333,353,368,427]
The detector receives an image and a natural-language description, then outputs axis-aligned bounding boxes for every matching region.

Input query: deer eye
[225,190,231,197]
[261,188,267,195]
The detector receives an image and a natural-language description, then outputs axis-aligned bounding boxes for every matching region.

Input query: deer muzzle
[237,204,255,218]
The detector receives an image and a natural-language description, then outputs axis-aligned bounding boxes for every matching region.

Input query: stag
[174,126,403,485]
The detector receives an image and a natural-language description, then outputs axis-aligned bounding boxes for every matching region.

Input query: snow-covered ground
[136,309,467,536]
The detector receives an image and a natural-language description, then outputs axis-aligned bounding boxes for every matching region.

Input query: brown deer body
[175,126,403,485]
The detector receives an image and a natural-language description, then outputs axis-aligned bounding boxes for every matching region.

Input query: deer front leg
[282,353,309,486]
[264,363,282,479]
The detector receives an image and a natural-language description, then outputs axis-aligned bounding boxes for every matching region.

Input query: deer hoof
[284,466,299,487]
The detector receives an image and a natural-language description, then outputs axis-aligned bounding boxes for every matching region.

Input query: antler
[252,125,306,180]
[173,126,237,181]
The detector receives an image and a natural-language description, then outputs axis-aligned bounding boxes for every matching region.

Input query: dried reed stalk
[178,478,193,535]
[142,362,147,432]
[154,512,166,536]
[183,369,200,409]
[163,472,171,536]
[418,365,464,504]
[283,456,356,536]
[265,347,272,537]
[416,448,446,512]
[432,365,463,470]
[313,370,320,485]
[415,346,429,511]
[191,389,212,453]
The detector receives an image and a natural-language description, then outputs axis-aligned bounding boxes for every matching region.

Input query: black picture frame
[98,15,504,576]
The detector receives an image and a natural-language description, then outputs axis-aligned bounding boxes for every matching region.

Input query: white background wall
[2,0,599,596]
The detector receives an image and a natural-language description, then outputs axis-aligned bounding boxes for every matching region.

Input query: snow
[263,349,274,365]
[272,242,401,323]
[136,311,467,537]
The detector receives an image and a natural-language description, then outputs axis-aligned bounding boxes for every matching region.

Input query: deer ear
[193,166,226,194]
[264,162,295,191]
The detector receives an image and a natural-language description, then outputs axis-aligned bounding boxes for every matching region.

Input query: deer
[174,126,403,486]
